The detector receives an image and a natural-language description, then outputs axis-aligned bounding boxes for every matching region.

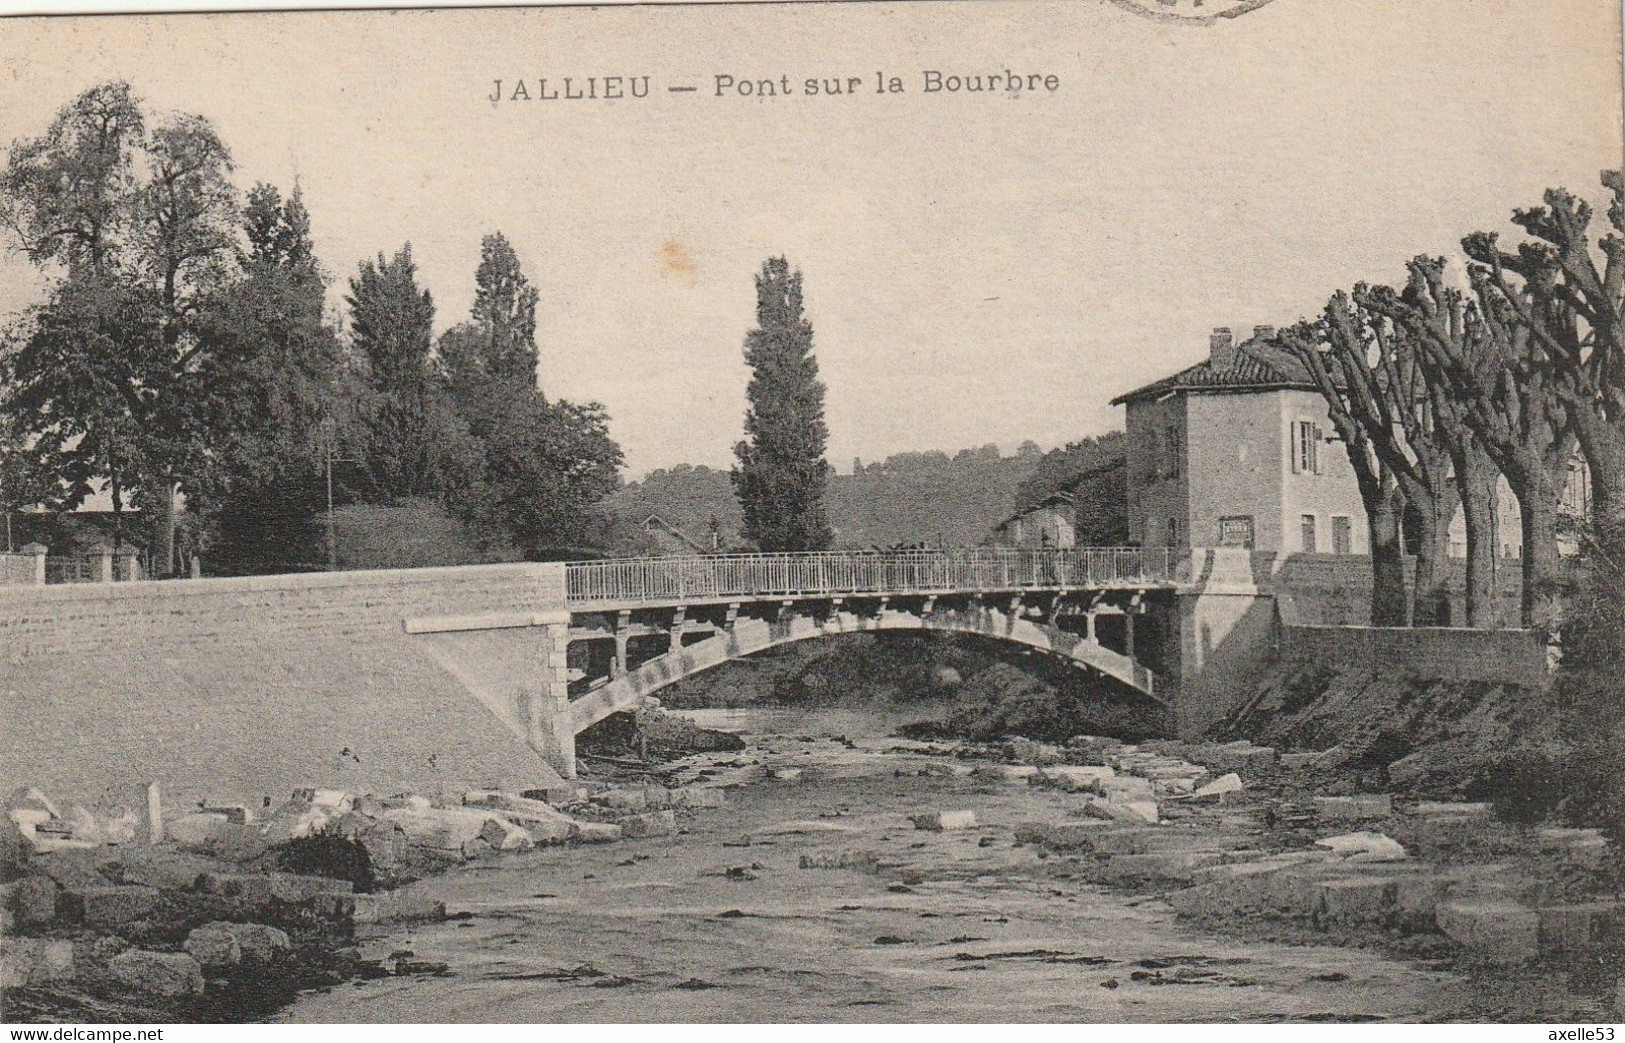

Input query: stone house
[1112,325,1592,558]
[1111,326,1369,554]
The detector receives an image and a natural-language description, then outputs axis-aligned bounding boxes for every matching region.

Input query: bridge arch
[566,605,1158,735]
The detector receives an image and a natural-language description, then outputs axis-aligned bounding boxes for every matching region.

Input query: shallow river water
[278,709,1494,1023]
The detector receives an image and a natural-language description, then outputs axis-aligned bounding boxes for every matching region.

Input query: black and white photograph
[0,0,1622,1028]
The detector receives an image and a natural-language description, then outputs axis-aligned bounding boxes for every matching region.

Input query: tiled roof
[1110,339,1317,405]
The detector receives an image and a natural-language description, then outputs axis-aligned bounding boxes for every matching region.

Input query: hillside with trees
[606,433,1129,553]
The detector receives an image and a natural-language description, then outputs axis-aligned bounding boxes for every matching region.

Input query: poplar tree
[731,257,833,552]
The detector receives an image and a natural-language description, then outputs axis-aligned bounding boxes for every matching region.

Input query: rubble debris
[1314,831,1408,863]
[1313,794,1393,824]
[1189,773,1243,801]
[909,810,977,831]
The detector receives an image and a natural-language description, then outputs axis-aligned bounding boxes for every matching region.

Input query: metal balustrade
[564,547,1176,606]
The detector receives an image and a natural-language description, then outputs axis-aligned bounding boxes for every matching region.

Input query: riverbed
[278,709,1494,1023]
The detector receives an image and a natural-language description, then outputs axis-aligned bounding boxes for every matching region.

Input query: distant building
[990,491,1076,549]
[641,514,711,555]
[1111,326,1367,554]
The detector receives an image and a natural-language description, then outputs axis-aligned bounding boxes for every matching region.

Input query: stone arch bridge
[405,548,1201,779]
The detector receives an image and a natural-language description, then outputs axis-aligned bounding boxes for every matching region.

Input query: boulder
[63,806,103,845]
[108,949,204,997]
[593,788,649,813]
[101,809,140,846]
[909,810,977,831]
[619,810,676,838]
[1537,903,1621,954]
[1189,773,1244,801]
[799,850,881,871]
[183,925,242,969]
[1086,798,1158,825]
[9,874,58,926]
[1007,737,1064,765]
[382,805,509,857]
[353,892,446,925]
[668,786,727,809]
[1013,819,1112,850]
[63,884,160,926]
[0,937,74,988]
[1314,794,1393,824]
[463,792,578,844]
[292,788,354,812]
[478,817,535,852]
[206,921,291,962]
[198,804,256,825]
[204,821,270,863]
[1279,752,1321,771]
[1317,877,1397,925]
[571,822,622,844]
[166,812,230,851]
[261,804,332,844]
[1315,831,1408,863]
[1093,775,1156,804]
[1437,900,1541,963]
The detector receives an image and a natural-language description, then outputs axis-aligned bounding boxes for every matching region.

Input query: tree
[1363,259,1504,627]
[347,243,444,499]
[1460,174,1624,565]
[444,386,622,559]
[1387,260,1574,628]
[0,82,238,570]
[435,237,623,559]
[1283,291,1459,625]
[186,183,347,572]
[445,230,539,386]
[731,257,832,551]
[1281,315,1410,627]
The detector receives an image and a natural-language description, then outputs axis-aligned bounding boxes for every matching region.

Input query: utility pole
[321,417,338,571]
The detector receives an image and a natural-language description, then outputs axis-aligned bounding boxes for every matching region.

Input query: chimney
[1252,324,1276,342]
[1209,327,1236,369]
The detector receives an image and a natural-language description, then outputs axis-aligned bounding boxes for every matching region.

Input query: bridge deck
[563,547,1176,609]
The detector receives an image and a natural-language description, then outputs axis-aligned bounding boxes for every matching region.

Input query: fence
[564,547,1177,605]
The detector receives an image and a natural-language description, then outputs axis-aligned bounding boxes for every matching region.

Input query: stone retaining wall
[1279,623,1547,685]
[0,564,570,809]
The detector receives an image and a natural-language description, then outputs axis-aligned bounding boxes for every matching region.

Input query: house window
[1163,426,1181,480]
[1218,516,1255,549]
[1291,421,1322,475]
[1300,514,1317,553]
[1166,518,1180,546]
[1332,516,1352,555]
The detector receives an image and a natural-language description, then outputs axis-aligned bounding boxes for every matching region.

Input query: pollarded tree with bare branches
[1281,310,1412,627]
[1461,172,1625,566]
[1362,259,1504,628]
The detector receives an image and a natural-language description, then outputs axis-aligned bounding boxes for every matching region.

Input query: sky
[0,0,1621,479]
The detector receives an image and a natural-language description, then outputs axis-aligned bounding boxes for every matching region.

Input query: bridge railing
[563,547,1176,605]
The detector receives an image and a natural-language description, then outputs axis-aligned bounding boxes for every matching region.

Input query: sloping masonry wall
[0,564,570,810]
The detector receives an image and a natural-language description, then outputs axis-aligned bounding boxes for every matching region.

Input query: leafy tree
[436,238,622,559]
[439,232,539,388]
[731,257,832,551]
[186,183,347,572]
[347,244,445,499]
[0,82,238,569]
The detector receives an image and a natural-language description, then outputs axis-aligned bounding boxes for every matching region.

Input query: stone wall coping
[0,560,565,605]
